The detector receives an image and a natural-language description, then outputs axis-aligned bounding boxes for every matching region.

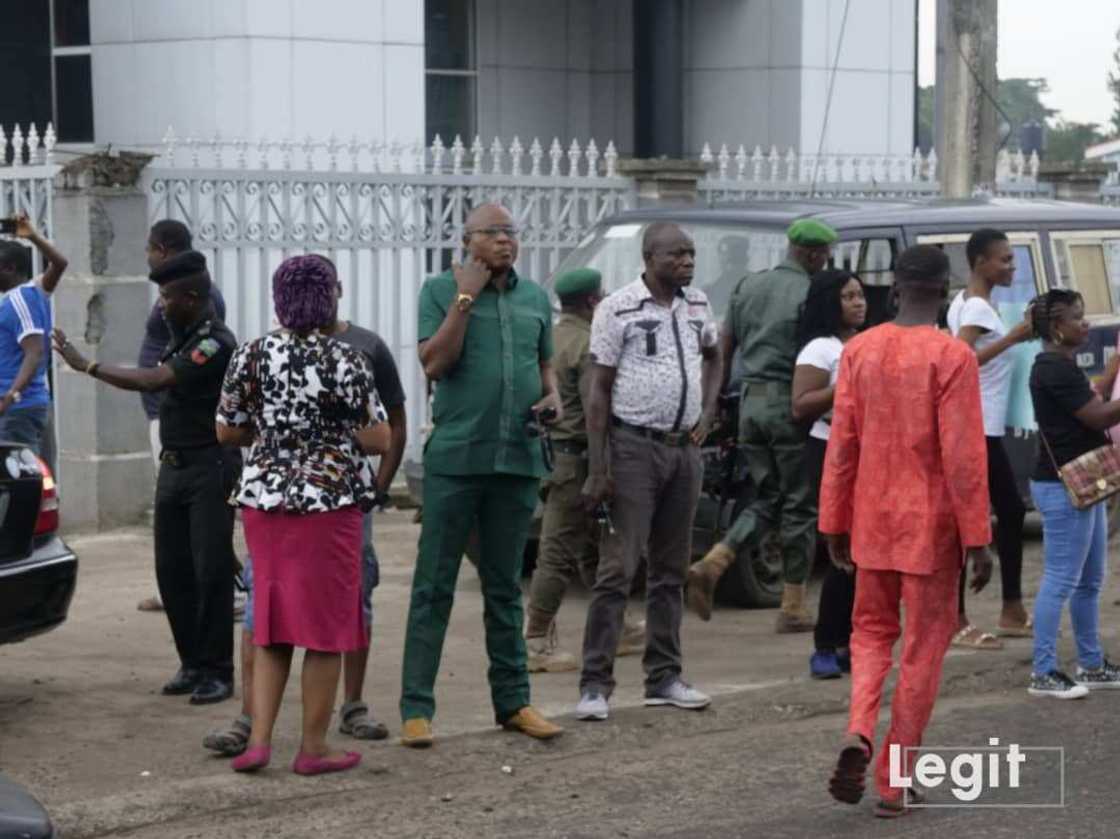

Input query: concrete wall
[475,0,633,153]
[52,186,154,532]
[683,0,915,157]
[89,0,425,148]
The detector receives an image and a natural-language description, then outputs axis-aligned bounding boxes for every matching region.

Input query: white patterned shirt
[590,277,719,432]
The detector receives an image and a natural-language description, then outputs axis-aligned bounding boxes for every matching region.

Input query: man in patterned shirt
[576,222,723,721]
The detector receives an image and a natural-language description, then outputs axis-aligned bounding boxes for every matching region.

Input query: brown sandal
[951,625,1003,650]
[829,736,872,804]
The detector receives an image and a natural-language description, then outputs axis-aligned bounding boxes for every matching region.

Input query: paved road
[1,512,1117,837]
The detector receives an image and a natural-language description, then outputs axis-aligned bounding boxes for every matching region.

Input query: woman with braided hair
[1026,288,1120,699]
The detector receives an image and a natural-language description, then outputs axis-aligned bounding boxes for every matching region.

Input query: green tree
[916,78,1056,152]
[1046,120,1104,163]
[1109,27,1120,137]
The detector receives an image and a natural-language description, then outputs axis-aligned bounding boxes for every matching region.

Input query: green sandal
[339,701,389,741]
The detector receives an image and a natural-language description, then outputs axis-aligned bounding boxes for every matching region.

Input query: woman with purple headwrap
[216,254,390,775]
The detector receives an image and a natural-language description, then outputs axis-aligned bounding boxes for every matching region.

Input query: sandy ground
[1,511,1117,838]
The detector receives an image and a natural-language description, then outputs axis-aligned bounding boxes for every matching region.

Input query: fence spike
[735,145,748,180]
[11,125,24,167]
[0,125,8,165]
[43,123,56,163]
[785,147,798,182]
[468,135,483,174]
[234,137,248,169]
[716,144,730,179]
[996,148,1011,181]
[529,138,544,176]
[510,136,524,176]
[926,148,938,182]
[347,135,363,172]
[567,139,582,177]
[700,143,714,165]
[257,136,271,169]
[431,135,446,173]
[27,124,40,163]
[549,138,563,176]
[490,136,505,175]
[280,138,293,170]
[451,135,465,175]
[604,140,618,178]
[1028,150,1040,179]
[326,133,340,171]
[302,135,316,170]
[586,139,601,178]
[751,145,763,181]
[911,147,923,182]
[162,125,177,164]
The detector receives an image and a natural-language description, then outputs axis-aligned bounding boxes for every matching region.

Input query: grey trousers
[579,425,702,698]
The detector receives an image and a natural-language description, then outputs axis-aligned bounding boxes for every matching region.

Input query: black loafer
[162,668,201,695]
[190,678,233,705]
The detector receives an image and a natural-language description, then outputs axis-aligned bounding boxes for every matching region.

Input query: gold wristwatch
[455,293,475,313]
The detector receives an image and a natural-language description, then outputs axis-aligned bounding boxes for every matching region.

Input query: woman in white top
[791,269,867,680]
[946,229,1034,649]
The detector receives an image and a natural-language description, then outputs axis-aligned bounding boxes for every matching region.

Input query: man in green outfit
[522,268,646,673]
[686,219,837,632]
[400,203,565,747]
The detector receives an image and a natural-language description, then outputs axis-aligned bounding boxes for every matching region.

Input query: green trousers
[400,471,539,724]
[723,381,817,585]
[526,452,599,628]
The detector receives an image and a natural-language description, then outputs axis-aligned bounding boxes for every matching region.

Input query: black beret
[149,250,209,286]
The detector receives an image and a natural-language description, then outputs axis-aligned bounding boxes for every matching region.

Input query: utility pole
[934,0,999,198]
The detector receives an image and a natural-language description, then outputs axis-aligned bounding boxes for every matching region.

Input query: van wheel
[715,528,783,609]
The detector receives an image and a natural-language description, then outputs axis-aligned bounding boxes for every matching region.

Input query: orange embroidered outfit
[819,324,991,801]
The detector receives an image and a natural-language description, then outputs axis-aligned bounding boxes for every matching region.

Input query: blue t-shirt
[0,277,52,409]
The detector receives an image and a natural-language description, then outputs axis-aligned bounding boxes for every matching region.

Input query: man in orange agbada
[820,245,994,818]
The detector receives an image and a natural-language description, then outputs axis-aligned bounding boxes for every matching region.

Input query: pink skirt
[242,505,367,652]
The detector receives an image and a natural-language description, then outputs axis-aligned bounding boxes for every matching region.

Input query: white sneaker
[575,691,609,721]
[644,679,711,710]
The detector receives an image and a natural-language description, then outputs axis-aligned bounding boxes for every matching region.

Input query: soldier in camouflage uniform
[524,268,645,672]
[687,219,838,632]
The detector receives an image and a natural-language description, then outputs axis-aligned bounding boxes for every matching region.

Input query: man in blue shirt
[0,214,69,455]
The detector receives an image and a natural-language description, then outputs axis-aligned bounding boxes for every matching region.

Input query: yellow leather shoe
[400,717,434,748]
[502,706,563,740]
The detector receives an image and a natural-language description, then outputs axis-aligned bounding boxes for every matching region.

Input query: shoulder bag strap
[1038,428,1062,475]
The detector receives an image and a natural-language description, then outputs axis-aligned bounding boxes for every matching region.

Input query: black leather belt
[611,416,692,447]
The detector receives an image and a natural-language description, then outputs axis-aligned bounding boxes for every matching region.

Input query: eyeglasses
[466,225,519,239]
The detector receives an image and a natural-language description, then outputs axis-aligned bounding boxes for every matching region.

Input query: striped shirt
[0,275,52,407]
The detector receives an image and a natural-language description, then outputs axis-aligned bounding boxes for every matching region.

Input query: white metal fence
[696,143,1050,202]
[1,124,59,275]
[146,131,636,459]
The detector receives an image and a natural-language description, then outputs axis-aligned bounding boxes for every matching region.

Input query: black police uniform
[154,312,239,694]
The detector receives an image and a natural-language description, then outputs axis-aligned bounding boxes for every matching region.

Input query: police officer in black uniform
[53,251,239,704]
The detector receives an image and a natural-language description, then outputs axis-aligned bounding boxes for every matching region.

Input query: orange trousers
[846,564,961,801]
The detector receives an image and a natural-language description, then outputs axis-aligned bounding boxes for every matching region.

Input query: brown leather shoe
[686,544,735,621]
[400,718,434,748]
[502,706,563,740]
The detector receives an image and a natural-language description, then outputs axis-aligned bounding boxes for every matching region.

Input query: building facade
[4,0,917,159]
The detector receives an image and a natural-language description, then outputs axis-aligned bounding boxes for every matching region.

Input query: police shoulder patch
[190,337,220,365]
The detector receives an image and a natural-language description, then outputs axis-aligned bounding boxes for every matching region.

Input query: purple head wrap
[272,254,337,332]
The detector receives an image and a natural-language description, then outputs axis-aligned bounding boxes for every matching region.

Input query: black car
[407,198,1120,609]
[0,442,78,644]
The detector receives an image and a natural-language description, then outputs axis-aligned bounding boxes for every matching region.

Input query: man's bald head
[641,222,695,290]
[463,203,519,274]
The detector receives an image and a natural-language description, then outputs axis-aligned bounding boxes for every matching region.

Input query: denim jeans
[1030,480,1108,675]
[0,404,50,456]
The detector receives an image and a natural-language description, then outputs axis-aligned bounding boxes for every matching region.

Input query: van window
[1051,232,1120,318]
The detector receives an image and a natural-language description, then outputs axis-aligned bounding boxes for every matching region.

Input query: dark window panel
[0,2,53,141]
[425,0,473,70]
[426,74,475,148]
[54,0,91,46]
[55,54,93,142]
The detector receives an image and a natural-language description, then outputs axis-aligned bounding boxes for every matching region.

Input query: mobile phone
[0,218,16,235]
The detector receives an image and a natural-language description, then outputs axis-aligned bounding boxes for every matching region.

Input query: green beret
[554,267,602,298]
[787,219,838,247]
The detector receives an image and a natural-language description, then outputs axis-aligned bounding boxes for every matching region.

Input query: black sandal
[203,713,251,757]
[339,701,389,741]
[828,735,872,805]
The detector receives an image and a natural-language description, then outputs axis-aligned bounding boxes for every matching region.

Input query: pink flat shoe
[291,750,362,776]
[231,744,271,772]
